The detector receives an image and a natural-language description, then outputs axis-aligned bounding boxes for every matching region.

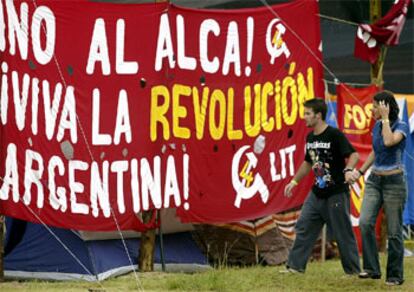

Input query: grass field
[0,254,413,291]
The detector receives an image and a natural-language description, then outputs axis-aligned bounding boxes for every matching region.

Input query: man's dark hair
[373,91,399,122]
[303,98,327,120]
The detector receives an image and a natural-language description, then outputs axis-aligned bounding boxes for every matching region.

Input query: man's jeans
[359,172,407,282]
[287,190,360,274]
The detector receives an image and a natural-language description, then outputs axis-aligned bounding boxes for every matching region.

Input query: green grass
[1,255,413,291]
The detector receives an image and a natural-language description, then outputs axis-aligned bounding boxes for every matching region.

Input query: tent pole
[157,210,166,272]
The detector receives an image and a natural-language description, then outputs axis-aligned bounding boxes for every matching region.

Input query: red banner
[336,83,381,251]
[0,0,323,231]
[336,83,380,162]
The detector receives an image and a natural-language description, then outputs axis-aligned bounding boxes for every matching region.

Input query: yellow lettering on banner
[150,85,170,141]
[274,80,282,130]
[244,84,261,137]
[344,103,373,131]
[364,103,373,126]
[353,105,366,129]
[172,84,190,139]
[344,104,353,129]
[281,76,298,126]
[297,67,315,118]
[148,65,316,142]
[261,82,275,132]
[192,87,209,140]
[227,88,243,140]
[209,89,226,140]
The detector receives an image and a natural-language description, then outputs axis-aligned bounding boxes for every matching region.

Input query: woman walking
[351,91,409,286]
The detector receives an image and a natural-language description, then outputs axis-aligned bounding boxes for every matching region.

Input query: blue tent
[401,101,414,225]
[4,218,209,281]
[326,99,414,225]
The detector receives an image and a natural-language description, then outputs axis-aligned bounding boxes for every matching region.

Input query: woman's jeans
[359,172,407,282]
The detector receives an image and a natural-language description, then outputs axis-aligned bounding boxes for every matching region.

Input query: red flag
[354,0,411,63]
[336,83,382,252]
[336,83,380,156]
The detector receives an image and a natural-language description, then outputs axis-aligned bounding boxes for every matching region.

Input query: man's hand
[284,182,296,197]
[349,169,362,184]
[344,171,355,184]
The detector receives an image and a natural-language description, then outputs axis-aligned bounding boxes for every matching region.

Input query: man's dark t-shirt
[304,126,355,198]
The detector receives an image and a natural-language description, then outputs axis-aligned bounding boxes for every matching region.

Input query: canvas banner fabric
[0,0,323,231]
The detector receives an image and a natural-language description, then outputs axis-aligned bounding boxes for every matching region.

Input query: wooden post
[370,0,385,86]
[138,211,156,272]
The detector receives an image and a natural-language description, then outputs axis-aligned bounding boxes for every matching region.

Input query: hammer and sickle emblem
[232,146,269,208]
[266,18,291,64]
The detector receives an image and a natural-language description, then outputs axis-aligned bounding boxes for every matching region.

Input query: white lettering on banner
[42,79,62,139]
[269,144,296,181]
[31,77,39,134]
[23,149,44,208]
[56,86,77,143]
[31,6,55,65]
[111,160,128,214]
[0,1,5,51]
[12,70,30,131]
[87,18,110,75]
[113,89,132,145]
[69,160,89,215]
[86,18,139,75]
[5,0,28,60]
[176,15,196,70]
[0,143,19,203]
[115,19,138,74]
[199,19,220,74]
[0,0,55,65]
[48,155,67,212]
[222,21,241,77]
[232,143,297,207]
[90,161,110,218]
[0,66,78,143]
[154,13,175,71]
[92,88,132,146]
[155,14,255,77]
[140,156,162,210]
[0,143,191,217]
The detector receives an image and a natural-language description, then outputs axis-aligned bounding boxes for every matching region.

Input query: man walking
[282,98,360,275]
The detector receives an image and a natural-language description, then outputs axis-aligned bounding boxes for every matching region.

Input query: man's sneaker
[279,267,301,274]
[385,279,404,286]
[358,271,381,279]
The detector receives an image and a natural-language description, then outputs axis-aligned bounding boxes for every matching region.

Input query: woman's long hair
[373,91,399,122]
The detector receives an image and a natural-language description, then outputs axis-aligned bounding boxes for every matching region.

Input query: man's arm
[284,161,312,197]
[344,151,359,184]
[349,150,375,182]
